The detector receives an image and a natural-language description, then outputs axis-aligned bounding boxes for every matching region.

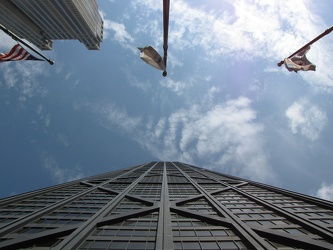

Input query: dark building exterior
[1,162,333,249]
[0,0,103,50]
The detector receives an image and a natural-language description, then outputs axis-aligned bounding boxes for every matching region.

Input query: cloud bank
[41,153,84,183]
[314,183,333,201]
[81,96,275,183]
[285,99,327,141]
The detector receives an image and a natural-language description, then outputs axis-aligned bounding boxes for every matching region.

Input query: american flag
[0,44,44,62]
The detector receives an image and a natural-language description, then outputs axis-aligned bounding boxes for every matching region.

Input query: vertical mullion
[156,162,173,250]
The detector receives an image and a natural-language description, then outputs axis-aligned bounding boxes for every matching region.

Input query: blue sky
[1,0,333,200]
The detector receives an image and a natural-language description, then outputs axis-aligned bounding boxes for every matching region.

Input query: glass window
[90,240,110,248]
[235,240,247,249]
[324,219,333,224]
[238,214,251,219]
[272,220,287,225]
[218,241,238,249]
[25,227,44,234]
[79,240,93,249]
[192,221,206,226]
[127,241,146,249]
[285,228,304,235]
[178,221,192,227]
[174,241,182,250]
[196,230,211,237]
[133,230,156,237]
[180,230,196,237]
[311,219,326,225]
[173,230,180,236]
[109,241,128,250]
[259,220,274,226]
[211,230,227,236]
[145,242,155,250]
[117,230,133,236]
[182,242,201,250]
[225,229,235,236]
[201,241,220,249]
[246,221,261,226]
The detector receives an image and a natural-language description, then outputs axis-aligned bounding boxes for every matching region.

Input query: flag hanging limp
[0,44,44,63]
[138,46,166,71]
[284,46,316,72]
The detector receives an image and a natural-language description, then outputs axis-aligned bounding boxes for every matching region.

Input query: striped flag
[0,44,44,63]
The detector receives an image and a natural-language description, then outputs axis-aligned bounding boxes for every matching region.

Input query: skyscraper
[0,0,103,50]
[1,162,333,249]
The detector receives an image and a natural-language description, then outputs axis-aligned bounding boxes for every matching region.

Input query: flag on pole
[138,46,166,71]
[284,46,316,72]
[0,44,44,63]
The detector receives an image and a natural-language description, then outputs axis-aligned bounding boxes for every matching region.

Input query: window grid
[197,183,225,192]
[215,191,325,240]
[168,184,200,201]
[79,213,158,250]
[0,185,92,227]
[180,199,220,216]
[167,175,190,183]
[141,175,163,183]
[130,184,162,201]
[108,198,149,216]
[102,182,131,192]
[171,212,247,250]
[114,177,138,183]
[239,185,333,230]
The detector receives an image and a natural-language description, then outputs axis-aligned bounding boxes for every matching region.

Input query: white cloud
[314,183,333,201]
[0,62,49,102]
[0,31,17,50]
[41,153,84,183]
[44,114,51,127]
[104,20,135,51]
[84,96,275,183]
[79,101,142,134]
[159,78,188,95]
[57,133,69,147]
[286,99,327,141]
[143,96,275,183]
[35,104,51,129]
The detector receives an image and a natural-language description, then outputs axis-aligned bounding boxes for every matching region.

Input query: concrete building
[0,0,103,50]
[1,162,333,249]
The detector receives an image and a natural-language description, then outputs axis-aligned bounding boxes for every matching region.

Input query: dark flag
[0,44,44,63]
[138,46,166,71]
[284,46,316,72]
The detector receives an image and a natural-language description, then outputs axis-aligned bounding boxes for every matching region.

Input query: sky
[1,0,333,201]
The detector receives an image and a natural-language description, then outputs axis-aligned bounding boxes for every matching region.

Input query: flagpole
[0,24,54,65]
[278,26,333,67]
[162,0,170,77]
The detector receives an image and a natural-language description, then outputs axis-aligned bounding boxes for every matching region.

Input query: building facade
[0,0,103,50]
[1,162,333,249]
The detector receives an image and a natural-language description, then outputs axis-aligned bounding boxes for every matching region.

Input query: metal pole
[277,26,333,67]
[0,24,54,65]
[162,0,170,77]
